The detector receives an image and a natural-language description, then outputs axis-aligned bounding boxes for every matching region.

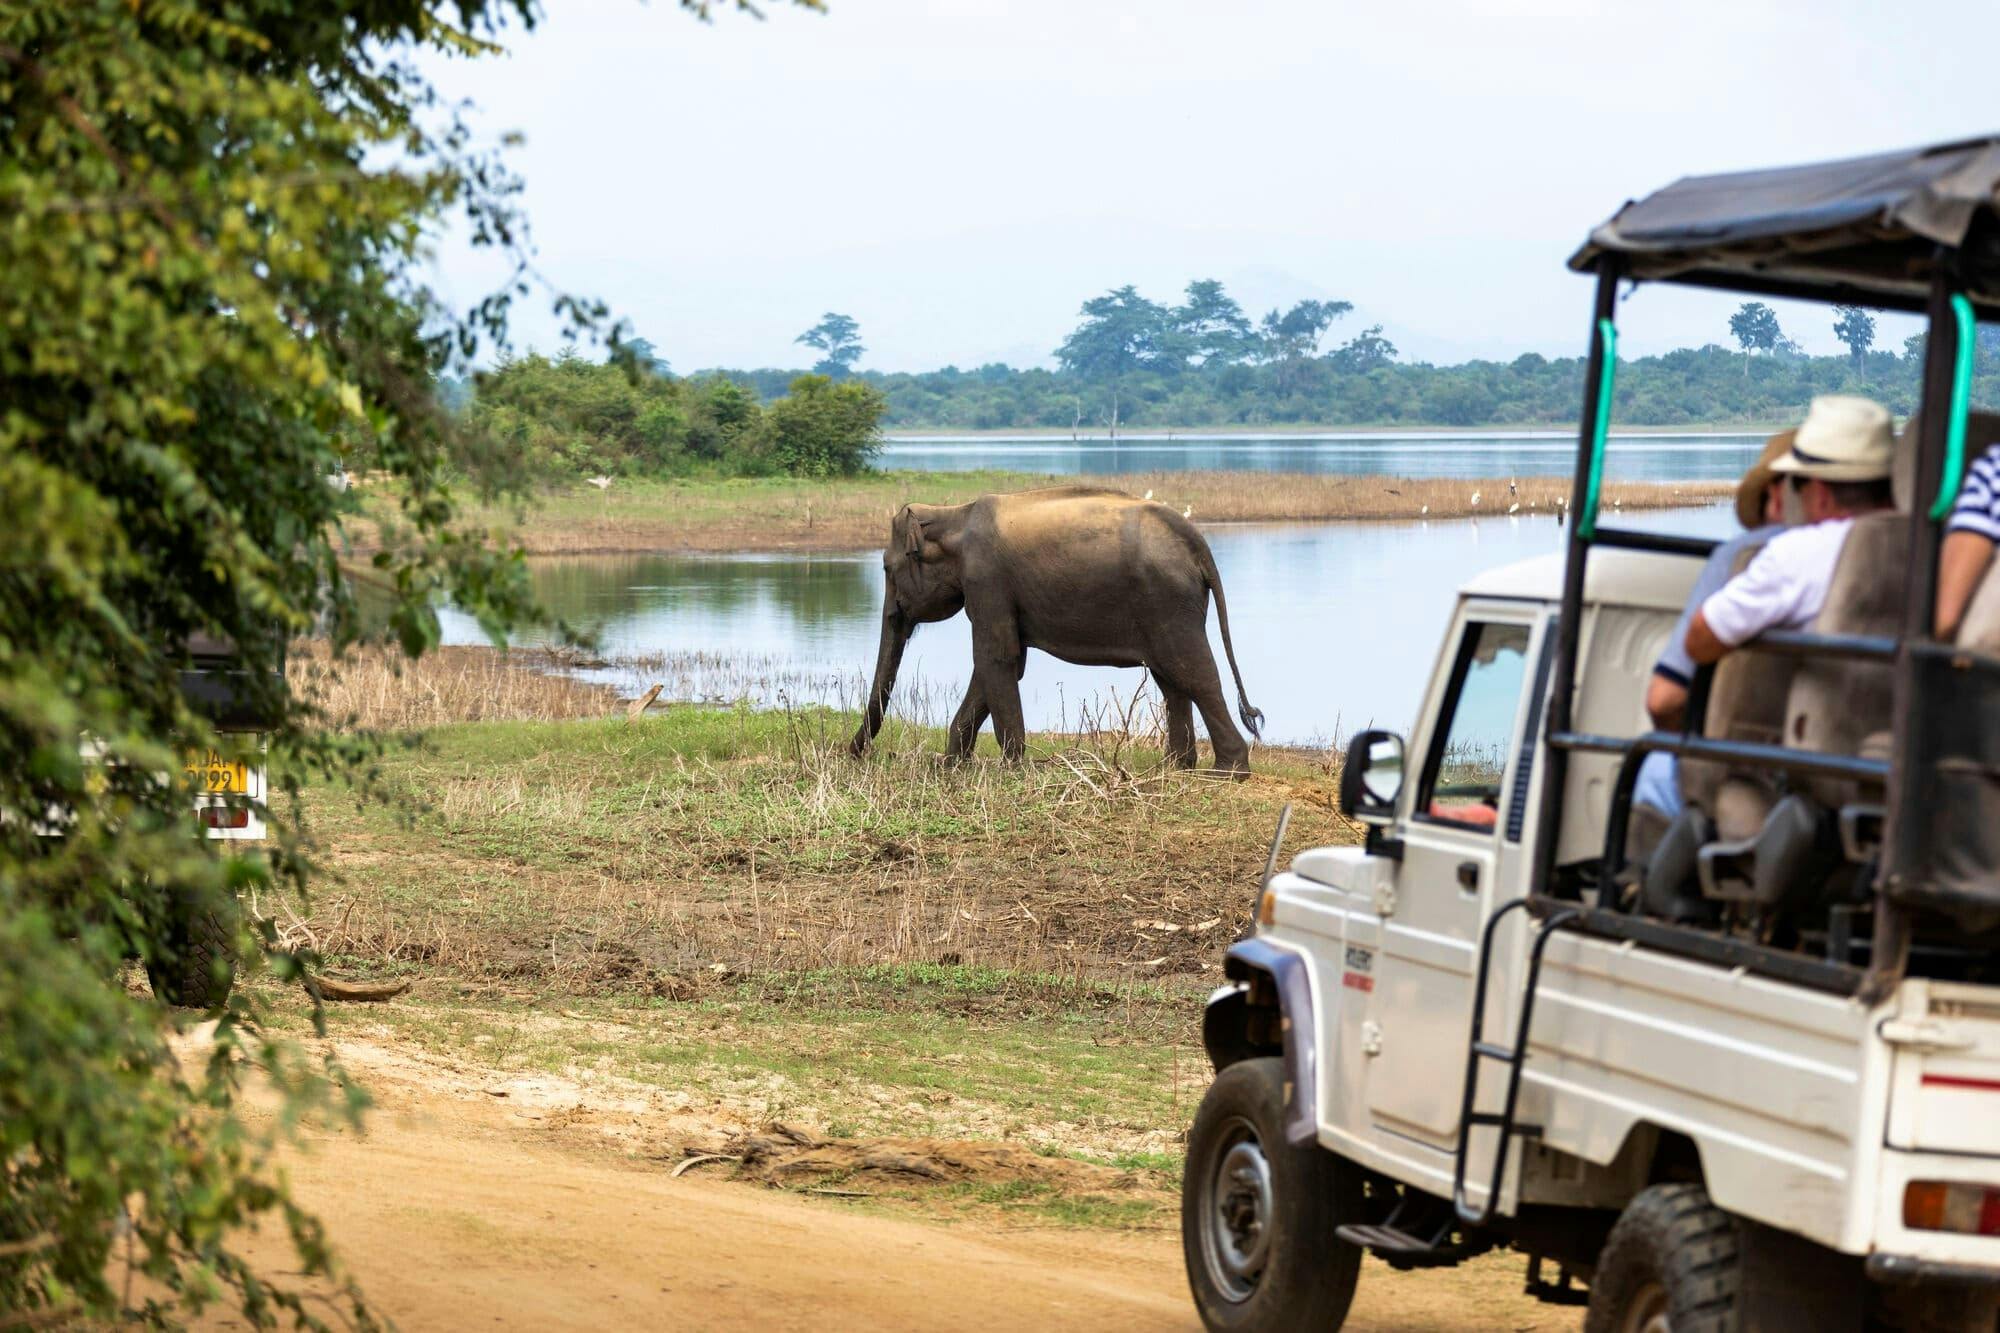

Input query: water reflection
[440,506,1740,746]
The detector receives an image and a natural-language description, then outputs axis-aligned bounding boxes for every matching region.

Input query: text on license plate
[184,750,249,794]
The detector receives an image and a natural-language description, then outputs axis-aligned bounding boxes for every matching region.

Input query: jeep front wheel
[1182,1056,1363,1332]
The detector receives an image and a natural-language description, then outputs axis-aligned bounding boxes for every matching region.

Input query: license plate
[184,750,250,794]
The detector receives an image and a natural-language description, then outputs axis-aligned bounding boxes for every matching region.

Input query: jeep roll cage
[1535,136,2000,1002]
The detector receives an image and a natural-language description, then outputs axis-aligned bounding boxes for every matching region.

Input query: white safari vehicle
[1186,139,2000,1332]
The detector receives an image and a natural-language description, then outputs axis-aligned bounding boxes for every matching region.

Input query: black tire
[1182,1056,1364,1332]
[144,892,237,1010]
[1586,1183,1743,1333]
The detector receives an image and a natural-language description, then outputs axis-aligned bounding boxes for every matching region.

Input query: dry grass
[348,470,1729,556]
[289,642,621,729]
[285,701,1350,1001]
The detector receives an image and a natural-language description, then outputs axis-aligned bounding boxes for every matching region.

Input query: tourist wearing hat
[1629,429,1794,823]
[1685,395,1896,668]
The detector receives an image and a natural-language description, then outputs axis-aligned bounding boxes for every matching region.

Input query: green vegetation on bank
[466,351,887,479]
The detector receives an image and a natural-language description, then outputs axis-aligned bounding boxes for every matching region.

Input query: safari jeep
[153,632,275,1007]
[1185,138,2000,1331]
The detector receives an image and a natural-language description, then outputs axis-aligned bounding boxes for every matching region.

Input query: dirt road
[191,1036,1570,1332]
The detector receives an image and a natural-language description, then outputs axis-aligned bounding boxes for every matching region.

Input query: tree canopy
[796,311,865,376]
[1833,304,1877,366]
[1729,301,1783,356]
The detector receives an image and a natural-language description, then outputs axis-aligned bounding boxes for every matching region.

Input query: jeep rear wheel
[1586,1183,1742,1333]
[144,891,237,1010]
[1182,1056,1363,1331]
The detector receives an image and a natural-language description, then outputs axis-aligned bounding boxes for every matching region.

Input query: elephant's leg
[969,613,1027,762]
[1155,679,1198,769]
[945,681,990,762]
[1151,641,1251,777]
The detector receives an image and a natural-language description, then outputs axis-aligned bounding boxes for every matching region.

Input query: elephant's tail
[1195,537,1264,741]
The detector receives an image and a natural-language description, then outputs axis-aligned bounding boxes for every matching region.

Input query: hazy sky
[426,0,1998,372]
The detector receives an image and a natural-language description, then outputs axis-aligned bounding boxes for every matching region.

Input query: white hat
[1769,395,1894,481]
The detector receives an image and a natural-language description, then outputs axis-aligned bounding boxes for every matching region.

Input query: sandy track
[192,1038,1571,1332]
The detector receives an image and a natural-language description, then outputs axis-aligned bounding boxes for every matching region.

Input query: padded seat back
[1680,538,1788,839]
[1958,560,2000,654]
[1784,513,1910,807]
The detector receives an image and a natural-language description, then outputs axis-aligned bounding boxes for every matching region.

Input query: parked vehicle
[149,632,277,1007]
[1185,137,2000,1332]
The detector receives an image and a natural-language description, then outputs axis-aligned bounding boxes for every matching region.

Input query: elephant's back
[979,490,1209,599]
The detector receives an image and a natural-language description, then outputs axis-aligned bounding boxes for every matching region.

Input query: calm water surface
[440,506,1739,746]
[877,432,1767,482]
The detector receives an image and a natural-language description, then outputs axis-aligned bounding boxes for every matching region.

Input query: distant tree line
[682,289,1970,432]
[465,352,886,479]
[466,292,1995,458]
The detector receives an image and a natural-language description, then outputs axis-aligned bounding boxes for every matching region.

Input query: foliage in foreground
[0,0,842,1322]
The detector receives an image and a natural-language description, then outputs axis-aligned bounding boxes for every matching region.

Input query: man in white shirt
[1685,395,1896,667]
[1629,430,1791,822]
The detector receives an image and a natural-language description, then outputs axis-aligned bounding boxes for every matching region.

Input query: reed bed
[288,642,620,729]
[369,470,1730,556]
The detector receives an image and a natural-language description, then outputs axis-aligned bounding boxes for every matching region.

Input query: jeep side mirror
[1339,729,1405,823]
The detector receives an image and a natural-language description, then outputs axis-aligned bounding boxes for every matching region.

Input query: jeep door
[1363,603,1545,1150]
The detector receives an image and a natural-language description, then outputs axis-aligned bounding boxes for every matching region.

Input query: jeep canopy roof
[1570,135,2000,315]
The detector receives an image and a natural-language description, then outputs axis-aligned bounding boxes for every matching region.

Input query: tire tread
[1585,1183,1743,1333]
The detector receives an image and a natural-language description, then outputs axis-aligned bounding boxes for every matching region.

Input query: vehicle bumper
[1866,1253,2000,1288]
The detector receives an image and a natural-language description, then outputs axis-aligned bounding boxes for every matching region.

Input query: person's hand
[1428,800,1499,828]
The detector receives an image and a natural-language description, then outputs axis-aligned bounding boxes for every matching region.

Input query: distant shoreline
[374,470,1733,559]
[883,424,1784,443]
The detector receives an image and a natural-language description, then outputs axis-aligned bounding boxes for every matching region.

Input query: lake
[439,504,1740,747]
[877,431,1768,482]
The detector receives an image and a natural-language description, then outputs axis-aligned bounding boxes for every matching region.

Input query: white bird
[587,476,612,491]
[1182,505,1193,519]
[1508,503,1520,514]
[1470,491,1482,507]
[1421,504,1429,515]
[1143,489,1153,500]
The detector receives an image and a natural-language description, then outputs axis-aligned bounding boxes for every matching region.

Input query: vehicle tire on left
[1182,1055,1364,1332]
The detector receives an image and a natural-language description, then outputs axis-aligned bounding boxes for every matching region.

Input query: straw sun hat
[1735,429,1796,530]
[1766,394,1895,484]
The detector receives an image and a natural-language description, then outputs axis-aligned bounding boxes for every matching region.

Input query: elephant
[849,485,1264,773]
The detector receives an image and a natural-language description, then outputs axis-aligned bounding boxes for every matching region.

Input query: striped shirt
[1949,444,2000,542]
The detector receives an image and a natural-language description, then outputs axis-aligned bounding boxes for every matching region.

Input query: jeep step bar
[1337,900,1581,1262]
[1454,899,1580,1226]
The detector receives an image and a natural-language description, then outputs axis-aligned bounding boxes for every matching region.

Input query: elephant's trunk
[850,607,909,757]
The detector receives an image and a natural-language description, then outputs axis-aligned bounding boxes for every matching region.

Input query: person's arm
[1937,532,1997,641]
[1684,535,1801,666]
[1645,673,1689,729]
[1938,448,2000,640]
[1684,607,1729,666]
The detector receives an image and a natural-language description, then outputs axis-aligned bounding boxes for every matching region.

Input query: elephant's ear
[897,505,926,560]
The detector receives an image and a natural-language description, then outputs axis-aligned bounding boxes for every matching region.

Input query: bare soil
[189,1031,1575,1332]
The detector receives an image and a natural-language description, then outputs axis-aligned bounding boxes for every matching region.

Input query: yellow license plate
[184,750,249,794]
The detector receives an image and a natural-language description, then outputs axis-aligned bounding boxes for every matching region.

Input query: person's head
[1736,429,1796,529]
[1770,395,1895,523]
